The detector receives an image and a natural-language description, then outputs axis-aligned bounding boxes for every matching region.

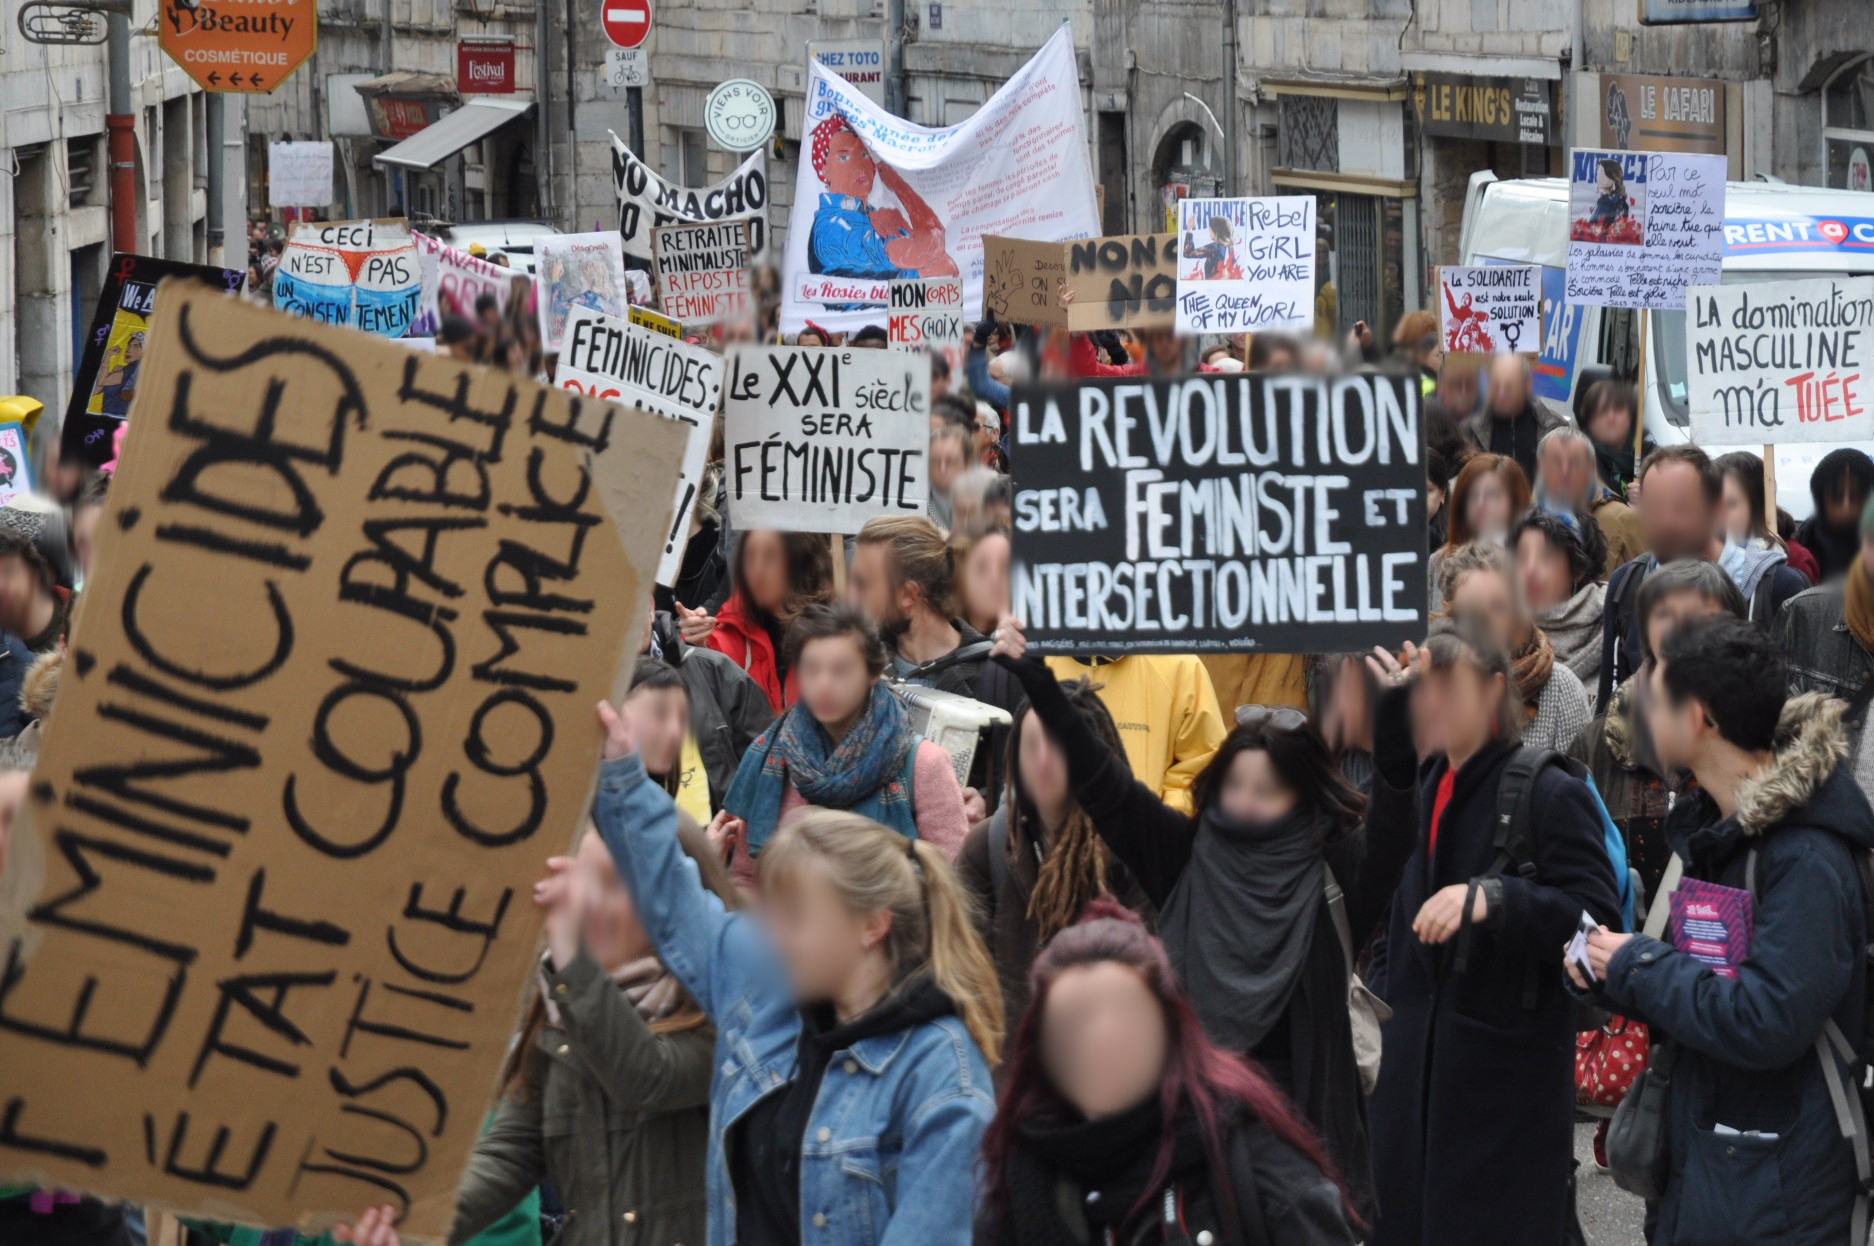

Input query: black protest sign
[62,253,246,469]
[0,282,687,1237]
[1010,374,1426,654]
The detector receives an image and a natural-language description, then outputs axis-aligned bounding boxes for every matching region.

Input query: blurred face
[739,531,791,614]
[1645,659,1700,772]
[1638,461,1718,563]
[764,855,878,1003]
[627,683,689,778]
[1587,399,1633,449]
[960,532,1010,627]
[1041,961,1169,1119]
[1448,568,1520,651]
[1720,472,1754,542]
[847,541,907,630]
[73,504,103,582]
[1141,328,1182,371]
[575,833,652,968]
[930,433,967,495]
[1517,529,1575,611]
[797,634,875,728]
[823,131,877,199]
[1864,531,1874,579]
[1824,471,1868,531]
[1486,356,1530,417]
[1428,477,1447,521]
[1017,709,1070,816]
[1463,472,1514,542]
[1643,589,1729,664]
[1542,440,1594,507]
[1438,366,1478,414]
[0,558,41,634]
[1217,748,1299,823]
[974,412,999,454]
[1417,661,1504,759]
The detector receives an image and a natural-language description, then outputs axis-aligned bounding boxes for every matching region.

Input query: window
[680,129,708,186]
[1823,55,1874,193]
[65,136,97,208]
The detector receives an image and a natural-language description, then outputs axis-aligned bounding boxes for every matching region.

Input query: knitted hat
[0,501,74,591]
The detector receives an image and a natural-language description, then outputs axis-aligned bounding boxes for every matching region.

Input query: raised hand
[674,600,716,646]
[597,699,636,761]
[333,1206,402,1246]
[1365,640,1426,690]
[990,613,1029,661]
[533,855,589,970]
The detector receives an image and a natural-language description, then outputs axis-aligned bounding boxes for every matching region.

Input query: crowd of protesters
[9,223,1874,1246]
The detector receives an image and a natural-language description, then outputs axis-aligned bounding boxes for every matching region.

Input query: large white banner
[611,138,769,263]
[557,305,722,586]
[1686,276,1874,444]
[780,25,1099,336]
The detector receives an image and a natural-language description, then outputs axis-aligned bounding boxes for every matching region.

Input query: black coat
[1594,694,1873,1246]
[1364,725,1621,1246]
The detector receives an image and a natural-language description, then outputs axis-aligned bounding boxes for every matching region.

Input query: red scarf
[1428,767,1459,861]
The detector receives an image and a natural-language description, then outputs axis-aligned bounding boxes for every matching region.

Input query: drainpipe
[106,6,136,253]
[886,0,907,118]
[1221,0,1238,193]
[206,94,225,265]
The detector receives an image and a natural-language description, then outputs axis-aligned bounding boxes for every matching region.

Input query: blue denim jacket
[593,753,995,1246]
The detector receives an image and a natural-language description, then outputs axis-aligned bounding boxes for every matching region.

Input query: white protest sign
[273,218,422,338]
[1174,196,1315,335]
[781,25,1099,336]
[536,230,631,352]
[268,140,334,206]
[611,138,768,262]
[724,346,930,533]
[653,219,753,326]
[1685,276,1874,443]
[1439,265,1541,355]
[1565,149,1726,309]
[410,231,516,337]
[889,278,965,375]
[557,305,723,585]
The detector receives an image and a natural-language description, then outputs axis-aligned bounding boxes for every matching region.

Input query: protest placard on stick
[1010,374,1425,654]
[0,282,686,1241]
[1062,234,1179,331]
[557,304,722,587]
[652,220,753,326]
[889,278,965,375]
[537,231,631,352]
[1565,148,1726,310]
[1685,275,1874,443]
[1174,196,1316,335]
[724,345,930,533]
[1439,265,1541,355]
[981,236,1067,326]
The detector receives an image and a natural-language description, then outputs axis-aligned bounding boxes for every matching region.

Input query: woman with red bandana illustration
[807,114,958,282]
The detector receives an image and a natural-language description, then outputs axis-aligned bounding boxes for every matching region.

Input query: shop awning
[374,97,534,171]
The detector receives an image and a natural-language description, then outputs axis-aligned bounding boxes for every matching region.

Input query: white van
[1459,174,1874,520]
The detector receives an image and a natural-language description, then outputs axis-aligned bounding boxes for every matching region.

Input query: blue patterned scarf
[728,681,920,852]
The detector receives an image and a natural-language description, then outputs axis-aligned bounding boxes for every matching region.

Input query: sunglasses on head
[1235,704,1308,732]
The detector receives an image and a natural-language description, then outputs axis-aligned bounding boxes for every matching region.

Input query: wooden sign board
[981,233,1178,331]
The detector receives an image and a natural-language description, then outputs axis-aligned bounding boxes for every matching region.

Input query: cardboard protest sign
[652,220,753,326]
[781,27,1099,336]
[63,253,246,469]
[0,421,33,507]
[0,283,687,1239]
[274,218,423,338]
[537,231,631,352]
[724,346,930,533]
[889,278,966,375]
[1010,374,1425,654]
[1685,276,1874,442]
[557,304,722,586]
[982,236,1068,326]
[268,141,334,206]
[611,137,768,263]
[1175,196,1316,334]
[1062,234,1179,331]
[631,306,683,338]
[410,232,518,338]
[1439,265,1541,354]
[1565,149,1726,309]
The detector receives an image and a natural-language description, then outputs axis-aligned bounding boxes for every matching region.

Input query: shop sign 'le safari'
[159,0,317,94]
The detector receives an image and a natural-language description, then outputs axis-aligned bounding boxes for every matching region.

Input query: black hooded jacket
[1794,447,1874,584]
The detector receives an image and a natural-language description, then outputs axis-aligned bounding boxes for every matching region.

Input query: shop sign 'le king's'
[159,0,318,94]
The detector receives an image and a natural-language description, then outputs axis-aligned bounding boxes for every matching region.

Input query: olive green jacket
[452,952,714,1246]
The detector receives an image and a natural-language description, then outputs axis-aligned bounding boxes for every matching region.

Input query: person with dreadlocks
[806,114,957,283]
[957,675,1155,1035]
[990,617,1421,1220]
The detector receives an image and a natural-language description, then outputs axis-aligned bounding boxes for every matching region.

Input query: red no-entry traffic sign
[602,0,652,49]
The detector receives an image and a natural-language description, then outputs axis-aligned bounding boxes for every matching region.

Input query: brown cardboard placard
[0,282,685,1240]
[980,235,1066,326]
[1061,233,1178,331]
[651,218,753,327]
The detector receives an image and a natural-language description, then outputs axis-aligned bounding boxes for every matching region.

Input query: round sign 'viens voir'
[706,79,777,152]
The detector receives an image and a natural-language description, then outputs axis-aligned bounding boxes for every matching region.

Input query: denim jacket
[593,753,995,1246]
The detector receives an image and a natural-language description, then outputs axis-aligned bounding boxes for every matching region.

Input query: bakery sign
[459,38,517,94]
[1416,73,1555,146]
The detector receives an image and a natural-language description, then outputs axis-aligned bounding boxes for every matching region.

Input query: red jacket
[1069,334,1220,379]
[706,592,793,714]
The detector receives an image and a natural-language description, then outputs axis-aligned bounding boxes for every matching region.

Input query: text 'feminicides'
[1011,373,1426,655]
[1174,196,1316,335]
[1685,275,1874,443]
[724,346,931,534]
